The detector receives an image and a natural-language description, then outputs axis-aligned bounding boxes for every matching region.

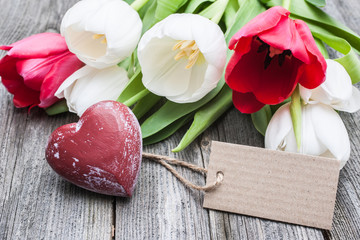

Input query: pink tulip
[0,32,84,109]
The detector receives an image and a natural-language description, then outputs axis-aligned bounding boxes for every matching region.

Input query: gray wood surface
[0,0,359,239]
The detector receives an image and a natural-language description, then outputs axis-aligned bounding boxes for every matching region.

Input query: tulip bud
[265,103,350,169]
[61,0,142,69]
[55,65,129,116]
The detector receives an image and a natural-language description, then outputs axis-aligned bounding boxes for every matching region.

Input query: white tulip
[265,103,350,169]
[61,0,142,69]
[55,65,129,116]
[137,14,227,103]
[300,59,360,113]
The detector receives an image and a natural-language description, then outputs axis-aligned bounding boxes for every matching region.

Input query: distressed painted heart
[45,100,142,197]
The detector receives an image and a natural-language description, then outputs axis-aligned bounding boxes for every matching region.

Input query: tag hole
[216,171,224,183]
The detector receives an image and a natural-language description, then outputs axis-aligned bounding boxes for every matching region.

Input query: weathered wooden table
[1,0,360,239]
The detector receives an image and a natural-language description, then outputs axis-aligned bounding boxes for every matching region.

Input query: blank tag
[203,141,340,230]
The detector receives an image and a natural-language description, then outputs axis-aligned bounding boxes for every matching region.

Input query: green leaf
[251,105,272,136]
[198,0,229,23]
[123,89,150,107]
[314,37,329,59]
[155,0,188,21]
[141,0,158,34]
[305,0,326,8]
[143,113,194,145]
[141,79,225,138]
[224,0,240,28]
[116,68,145,103]
[172,85,233,152]
[184,0,215,13]
[132,93,162,119]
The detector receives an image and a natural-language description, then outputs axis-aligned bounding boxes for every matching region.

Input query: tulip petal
[56,65,129,116]
[15,52,68,91]
[265,103,293,150]
[167,63,209,103]
[138,14,225,103]
[39,53,84,108]
[300,104,328,156]
[227,38,303,105]
[229,6,290,49]
[309,104,350,168]
[61,0,142,69]
[0,56,40,108]
[295,20,326,89]
[6,33,68,58]
[55,65,94,99]
[331,86,360,113]
[140,37,191,97]
[232,91,264,114]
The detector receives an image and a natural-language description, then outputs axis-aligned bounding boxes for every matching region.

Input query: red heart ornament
[45,101,142,197]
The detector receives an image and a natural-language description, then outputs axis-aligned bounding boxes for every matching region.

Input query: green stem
[45,99,69,116]
[282,0,291,10]
[131,0,150,11]
[122,89,150,107]
[290,85,302,151]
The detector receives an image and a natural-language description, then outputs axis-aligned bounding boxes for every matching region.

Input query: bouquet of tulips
[1,0,360,169]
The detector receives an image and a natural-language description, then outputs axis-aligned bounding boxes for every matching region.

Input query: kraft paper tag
[203,141,340,230]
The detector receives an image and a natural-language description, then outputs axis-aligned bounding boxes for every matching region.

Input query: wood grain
[0,0,359,239]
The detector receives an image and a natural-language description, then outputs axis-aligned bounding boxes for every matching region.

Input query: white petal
[265,103,294,151]
[309,104,350,168]
[331,85,360,113]
[61,0,142,69]
[300,104,328,156]
[168,63,215,103]
[140,37,191,97]
[265,103,350,169]
[55,65,94,98]
[59,66,129,116]
[138,13,226,103]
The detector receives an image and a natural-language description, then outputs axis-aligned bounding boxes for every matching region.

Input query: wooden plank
[0,0,113,239]
[115,131,212,239]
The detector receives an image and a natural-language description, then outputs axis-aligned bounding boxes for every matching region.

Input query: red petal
[253,53,303,105]
[229,6,290,50]
[232,91,264,114]
[0,45,12,51]
[226,39,266,93]
[226,38,303,105]
[0,56,40,108]
[39,53,84,108]
[294,20,327,89]
[16,51,69,91]
[7,33,68,58]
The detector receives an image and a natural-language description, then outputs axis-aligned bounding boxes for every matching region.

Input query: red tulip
[0,33,84,109]
[225,6,327,113]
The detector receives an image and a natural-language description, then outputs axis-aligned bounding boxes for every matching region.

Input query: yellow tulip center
[92,34,107,44]
[172,40,204,69]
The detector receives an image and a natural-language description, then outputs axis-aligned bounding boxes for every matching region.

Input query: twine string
[142,152,224,192]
